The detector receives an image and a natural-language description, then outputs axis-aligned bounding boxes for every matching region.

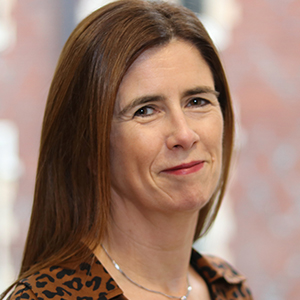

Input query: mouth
[162,161,205,175]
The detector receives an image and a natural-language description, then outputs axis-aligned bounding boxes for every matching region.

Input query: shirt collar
[89,248,247,298]
[191,248,246,284]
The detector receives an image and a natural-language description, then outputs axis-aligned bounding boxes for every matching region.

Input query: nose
[165,111,200,150]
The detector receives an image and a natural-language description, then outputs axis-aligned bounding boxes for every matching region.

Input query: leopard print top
[8,250,253,300]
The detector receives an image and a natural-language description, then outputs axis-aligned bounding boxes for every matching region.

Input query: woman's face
[110,40,223,214]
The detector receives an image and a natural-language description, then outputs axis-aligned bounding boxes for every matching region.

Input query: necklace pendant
[181,297,187,300]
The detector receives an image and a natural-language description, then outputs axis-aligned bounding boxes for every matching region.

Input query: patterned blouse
[8,249,253,300]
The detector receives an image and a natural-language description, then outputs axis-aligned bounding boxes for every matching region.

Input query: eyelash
[186,97,211,107]
[133,106,156,117]
[133,97,211,118]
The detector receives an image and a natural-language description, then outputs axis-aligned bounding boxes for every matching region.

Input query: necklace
[101,244,192,300]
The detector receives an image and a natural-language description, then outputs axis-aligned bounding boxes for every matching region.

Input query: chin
[167,193,211,213]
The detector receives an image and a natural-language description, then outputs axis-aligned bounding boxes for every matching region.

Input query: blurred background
[0,0,299,299]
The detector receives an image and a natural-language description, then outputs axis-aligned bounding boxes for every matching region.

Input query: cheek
[215,113,224,147]
[217,124,224,155]
[110,127,131,174]
[110,126,126,176]
[110,125,159,173]
[214,118,224,178]
[202,115,224,155]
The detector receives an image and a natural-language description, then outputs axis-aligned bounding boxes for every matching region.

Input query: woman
[2,0,252,299]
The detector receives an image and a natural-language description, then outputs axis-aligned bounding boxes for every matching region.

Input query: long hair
[2,0,234,296]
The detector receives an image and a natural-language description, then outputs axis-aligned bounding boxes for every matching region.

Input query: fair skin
[95,39,224,300]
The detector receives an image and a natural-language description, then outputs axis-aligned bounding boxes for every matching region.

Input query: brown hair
[1,0,234,297]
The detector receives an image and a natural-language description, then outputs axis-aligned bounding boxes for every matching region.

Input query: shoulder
[8,259,123,300]
[7,284,38,300]
[191,249,253,300]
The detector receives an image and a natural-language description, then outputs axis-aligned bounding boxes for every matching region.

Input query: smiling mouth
[162,161,205,175]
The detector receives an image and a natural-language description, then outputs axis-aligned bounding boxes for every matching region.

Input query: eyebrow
[117,86,219,117]
[117,95,163,117]
[182,86,220,98]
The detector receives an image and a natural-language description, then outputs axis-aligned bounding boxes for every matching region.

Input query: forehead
[127,39,210,76]
[116,40,215,104]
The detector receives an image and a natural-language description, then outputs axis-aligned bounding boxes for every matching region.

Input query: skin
[110,39,223,216]
[97,39,223,300]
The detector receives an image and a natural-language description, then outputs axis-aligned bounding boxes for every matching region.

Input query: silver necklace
[101,244,192,300]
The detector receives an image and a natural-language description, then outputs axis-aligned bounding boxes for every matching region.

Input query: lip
[162,161,205,175]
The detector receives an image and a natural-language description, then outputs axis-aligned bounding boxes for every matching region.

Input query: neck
[95,198,199,298]
[101,243,193,300]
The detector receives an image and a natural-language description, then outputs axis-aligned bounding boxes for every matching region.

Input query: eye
[186,97,210,107]
[133,106,155,117]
